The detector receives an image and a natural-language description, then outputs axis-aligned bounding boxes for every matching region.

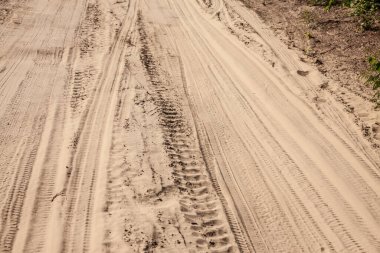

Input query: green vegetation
[367,56,380,108]
[307,0,379,107]
[348,0,378,29]
[310,0,379,29]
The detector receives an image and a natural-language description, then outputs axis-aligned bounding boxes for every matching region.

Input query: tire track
[0,0,90,250]
[60,1,139,252]
[165,0,380,252]
[0,114,47,252]
[137,11,238,252]
[204,4,380,246]
[0,48,65,251]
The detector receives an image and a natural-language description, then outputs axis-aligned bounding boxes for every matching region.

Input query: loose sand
[0,0,379,252]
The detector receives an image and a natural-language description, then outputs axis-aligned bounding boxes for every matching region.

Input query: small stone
[320,82,328,89]
[372,122,380,133]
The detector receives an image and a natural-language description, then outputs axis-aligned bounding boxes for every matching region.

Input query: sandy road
[0,0,379,252]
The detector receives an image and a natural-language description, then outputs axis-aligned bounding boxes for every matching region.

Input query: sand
[0,0,379,252]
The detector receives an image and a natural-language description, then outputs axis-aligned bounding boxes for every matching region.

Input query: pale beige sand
[0,0,379,252]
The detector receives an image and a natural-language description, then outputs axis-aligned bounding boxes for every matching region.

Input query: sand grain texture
[0,0,379,252]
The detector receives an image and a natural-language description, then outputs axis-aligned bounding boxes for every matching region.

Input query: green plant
[325,0,337,10]
[305,31,314,38]
[367,56,380,108]
[350,0,378,29]
[318,0,378,29]
[301,10,316,24]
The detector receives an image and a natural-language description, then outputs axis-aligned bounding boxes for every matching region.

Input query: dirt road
[0,0,379,252]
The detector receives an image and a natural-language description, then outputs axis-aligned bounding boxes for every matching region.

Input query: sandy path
[0,0,379,252]
[164,0,380,251]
